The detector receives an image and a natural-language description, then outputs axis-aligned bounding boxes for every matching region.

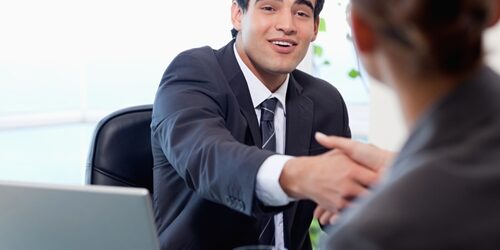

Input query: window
[0,1,233,184]
[312,0,369,141]
[0,1,369,184]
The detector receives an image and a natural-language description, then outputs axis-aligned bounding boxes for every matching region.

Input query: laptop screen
[0,181,160,250]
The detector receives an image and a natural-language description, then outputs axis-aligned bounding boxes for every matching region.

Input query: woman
[318,0,500,248]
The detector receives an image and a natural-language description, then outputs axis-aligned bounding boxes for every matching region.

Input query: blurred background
[1,0,499,187]
[0,0,370,184]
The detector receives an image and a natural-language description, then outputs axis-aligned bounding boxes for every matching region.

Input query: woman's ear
[231,1,243,33]
[351,6,376,53]
[489,0,500,27]
[350,5,383,82]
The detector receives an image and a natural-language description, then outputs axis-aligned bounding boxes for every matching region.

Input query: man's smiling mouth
[270,39,297,47]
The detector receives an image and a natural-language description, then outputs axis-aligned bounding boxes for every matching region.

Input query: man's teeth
[272,41,293,47]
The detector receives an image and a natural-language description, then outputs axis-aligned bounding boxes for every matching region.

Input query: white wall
[368,78,406,151]
[0,1,235,184]
[0,0,319,184]
[0,0,235,126]
[369,22,500,151]
[486,22,500,72]
[0,0,233,63]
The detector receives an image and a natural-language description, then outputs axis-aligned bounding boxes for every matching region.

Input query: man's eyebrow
[254,0,314,12]
[295,0,314,11]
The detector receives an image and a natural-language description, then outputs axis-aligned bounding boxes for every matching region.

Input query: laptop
[0,181,160,250]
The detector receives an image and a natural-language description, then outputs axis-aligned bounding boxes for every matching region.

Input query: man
[151,0,379,249]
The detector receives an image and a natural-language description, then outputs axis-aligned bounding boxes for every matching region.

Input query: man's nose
[275,13,297,35]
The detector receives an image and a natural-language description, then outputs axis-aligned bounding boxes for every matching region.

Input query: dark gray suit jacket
[151,40,351,250]
[324,66,500,249]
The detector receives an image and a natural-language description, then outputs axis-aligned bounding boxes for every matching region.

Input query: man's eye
[262,6,275,12]
[297,11,311,18]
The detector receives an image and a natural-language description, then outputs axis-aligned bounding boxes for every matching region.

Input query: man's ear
[351,6,375,53]
[231,1,243,33]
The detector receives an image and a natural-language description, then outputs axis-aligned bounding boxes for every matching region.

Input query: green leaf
[319,18,327,32]
[313,45,324,57]
[348,69,361,79]
[323,60,331,66]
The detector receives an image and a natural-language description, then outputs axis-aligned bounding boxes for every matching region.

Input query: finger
[317,195,342,215]
[340,182,369,202]
[314,206,334,225]
[329,153,379,187]
[313,206,326,219]
[316,132,391,172]
[319,210,336,226]
[355,144,391,171]
[329,213,339,224]
[340,199,356,212]
[352,164,380,187]
[315,132,356,155]
[322,149,344,159]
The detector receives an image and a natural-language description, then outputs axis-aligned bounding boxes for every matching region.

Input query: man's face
[232,0,319,83]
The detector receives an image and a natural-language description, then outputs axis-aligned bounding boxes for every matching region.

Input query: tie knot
[260,98,278,121]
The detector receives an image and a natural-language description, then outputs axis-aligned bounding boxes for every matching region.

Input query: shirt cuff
[255,154,296,206]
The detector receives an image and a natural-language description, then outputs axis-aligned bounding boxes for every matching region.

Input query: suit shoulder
[161,45,224,83]
[292,70,339,90]
[291,69,343,98]
[171,46,218,66]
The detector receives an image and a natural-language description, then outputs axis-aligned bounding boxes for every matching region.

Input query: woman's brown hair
[352,0,495,75]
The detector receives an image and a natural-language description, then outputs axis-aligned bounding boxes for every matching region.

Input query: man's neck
[255,68,288,93]
[234,40,288,93]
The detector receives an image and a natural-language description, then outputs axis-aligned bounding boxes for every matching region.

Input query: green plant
[313,18,331,66]
[312,16,361,79]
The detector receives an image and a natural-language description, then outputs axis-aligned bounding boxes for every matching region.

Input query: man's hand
[279,149,379,213]
[312,132,396,225]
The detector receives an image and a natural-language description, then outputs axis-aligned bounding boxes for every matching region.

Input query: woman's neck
[388,68,473,130]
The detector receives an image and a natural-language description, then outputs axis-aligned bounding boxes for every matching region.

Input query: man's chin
[271,64,300,74]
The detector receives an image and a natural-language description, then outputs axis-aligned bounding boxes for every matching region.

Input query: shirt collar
[233,44,288,113]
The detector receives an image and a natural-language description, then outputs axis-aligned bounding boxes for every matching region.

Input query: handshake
[279,132,395,225]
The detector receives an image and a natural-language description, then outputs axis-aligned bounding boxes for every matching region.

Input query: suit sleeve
[151,50,274,216]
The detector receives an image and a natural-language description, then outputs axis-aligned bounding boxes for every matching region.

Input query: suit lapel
[216,40,262,147]
[283,73,314,247]
[231,73,262,147]
[285,73,313,156]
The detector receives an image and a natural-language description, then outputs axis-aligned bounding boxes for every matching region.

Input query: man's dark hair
[231,0,325,38]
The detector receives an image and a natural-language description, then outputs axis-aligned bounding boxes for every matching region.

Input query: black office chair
[86,105,154,195]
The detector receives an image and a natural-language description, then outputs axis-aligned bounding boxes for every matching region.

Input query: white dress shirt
[234,45,295,249]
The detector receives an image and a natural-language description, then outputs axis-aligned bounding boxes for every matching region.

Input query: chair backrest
[86,105,154,194]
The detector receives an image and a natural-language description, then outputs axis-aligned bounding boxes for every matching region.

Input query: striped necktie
[258,97,278,245]
[260,98,278,151]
